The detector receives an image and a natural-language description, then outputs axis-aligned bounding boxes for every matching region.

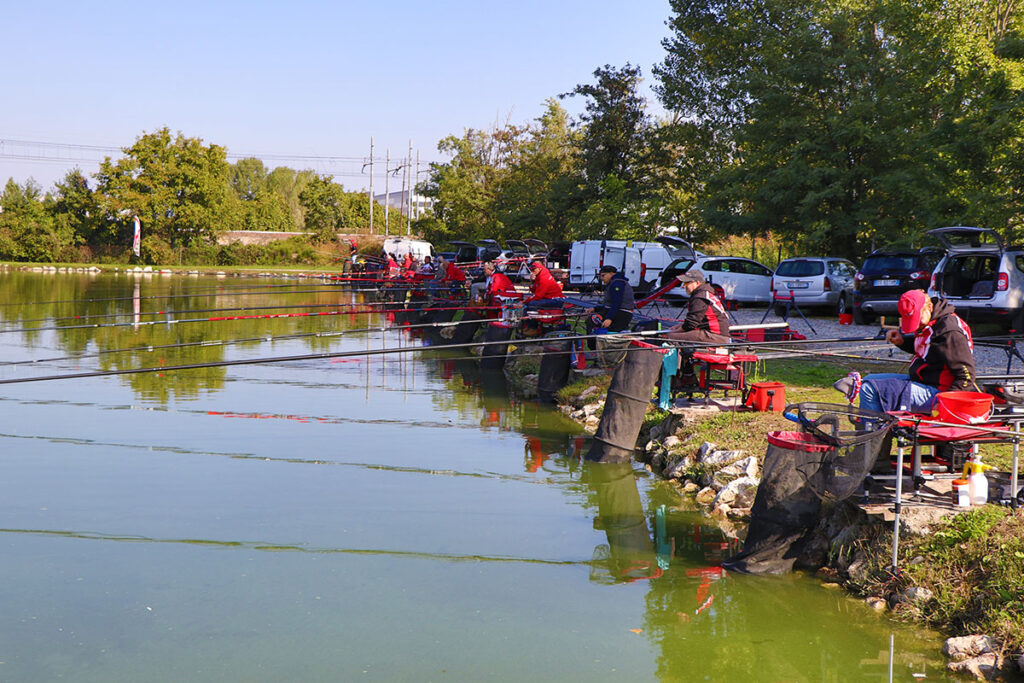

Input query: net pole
[890,439,907,574]
[1013,422,1020,510]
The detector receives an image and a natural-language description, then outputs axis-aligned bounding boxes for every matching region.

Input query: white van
[382,237,434,261]
[568,237,695,291]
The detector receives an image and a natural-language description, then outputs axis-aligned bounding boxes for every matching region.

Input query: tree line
[417,0,1024,262]
[3,1,1021,266]
[0,127,383,265]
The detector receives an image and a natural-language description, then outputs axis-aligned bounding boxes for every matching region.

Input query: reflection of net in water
[769,403,894,503]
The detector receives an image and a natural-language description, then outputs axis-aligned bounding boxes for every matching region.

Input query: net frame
[775,402,896,502]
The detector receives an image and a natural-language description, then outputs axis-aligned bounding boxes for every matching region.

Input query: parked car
[658,255,775,305]
[507,239,550,281]
[927,226,1024,328]
[770,257,857,315]
[852,248,943,324]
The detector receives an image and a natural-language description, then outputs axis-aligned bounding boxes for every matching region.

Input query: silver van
[927,227,1024,327]
[770,257,856,315]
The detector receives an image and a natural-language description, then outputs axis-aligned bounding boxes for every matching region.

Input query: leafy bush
[139,236,175,265]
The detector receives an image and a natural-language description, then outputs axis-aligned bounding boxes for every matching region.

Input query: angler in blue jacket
[585,266,635,347]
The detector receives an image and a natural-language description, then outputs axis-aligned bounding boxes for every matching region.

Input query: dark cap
[598,265,618,274]
[676,269,704,284]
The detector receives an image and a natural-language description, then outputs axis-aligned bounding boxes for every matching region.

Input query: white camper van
[382,237,434,261]
[567,237,696,291]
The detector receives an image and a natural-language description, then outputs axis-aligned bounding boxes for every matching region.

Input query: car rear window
[776,260,824,277]
[861,256,917,274]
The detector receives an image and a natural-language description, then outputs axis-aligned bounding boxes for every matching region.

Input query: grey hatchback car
[927,226,1024,328]
[771,257,857,315]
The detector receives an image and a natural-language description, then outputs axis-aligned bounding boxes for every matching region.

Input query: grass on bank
[843,506,1024,655]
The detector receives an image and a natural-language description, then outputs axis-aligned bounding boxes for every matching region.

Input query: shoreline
[552,363,1024,681]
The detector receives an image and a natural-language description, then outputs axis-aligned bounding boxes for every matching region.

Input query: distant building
[373,190,434,220]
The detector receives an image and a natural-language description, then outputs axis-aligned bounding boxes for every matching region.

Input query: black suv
[852,248,944,324]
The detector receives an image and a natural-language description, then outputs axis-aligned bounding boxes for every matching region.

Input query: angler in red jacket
[436,258,468,297]
[441,260,467,284]
[849,289,976,414]
[525,260,563,307]
[664,270,731,344]
[482,261,518,304]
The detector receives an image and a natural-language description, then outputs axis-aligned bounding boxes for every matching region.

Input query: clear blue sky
[1,0,673,193]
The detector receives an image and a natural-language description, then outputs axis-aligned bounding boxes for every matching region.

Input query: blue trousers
[859,373,939,414]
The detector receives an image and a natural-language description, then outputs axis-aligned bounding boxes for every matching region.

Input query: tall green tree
[50,168,101,247]
[95,128,233,249]
[561,64,656,238]
[0,178,79,261]
[419,125,524,243]
[493,99,581,242]
[299,174,347,243]
[656,0,1024,255]
[230,158,295,232]
[266,166,316,229]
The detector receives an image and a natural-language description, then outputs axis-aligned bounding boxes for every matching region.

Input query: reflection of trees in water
[1,272,387,402]
[393,345,949,680]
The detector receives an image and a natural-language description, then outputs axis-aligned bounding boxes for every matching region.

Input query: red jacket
[442,262,467,282]
[527,265,563,302]
[486,272,519,303]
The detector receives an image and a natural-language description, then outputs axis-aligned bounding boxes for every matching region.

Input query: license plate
[873,279,899,287]
[786,282,809,289]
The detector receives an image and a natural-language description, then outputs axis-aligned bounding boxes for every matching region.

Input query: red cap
[898,289,930,334]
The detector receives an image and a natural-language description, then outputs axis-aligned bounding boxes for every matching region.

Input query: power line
[0,137,437,167]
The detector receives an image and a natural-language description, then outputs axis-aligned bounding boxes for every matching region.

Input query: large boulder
[701,449,745,468]
[943,635,996,661]
[712,476,759,508]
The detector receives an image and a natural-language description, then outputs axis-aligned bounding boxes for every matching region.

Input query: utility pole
[415,150,421,221]
[407,139,413,235]
[384,148,390,237]
[368,137,374,235]
[400,153,408,236]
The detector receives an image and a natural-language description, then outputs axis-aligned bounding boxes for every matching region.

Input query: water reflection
[0,272,954,681]
[433,350,951,681]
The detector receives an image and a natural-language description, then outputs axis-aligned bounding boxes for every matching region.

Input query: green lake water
[0,271,954,681]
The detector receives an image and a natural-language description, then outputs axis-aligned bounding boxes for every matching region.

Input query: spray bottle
[962,453,994,505]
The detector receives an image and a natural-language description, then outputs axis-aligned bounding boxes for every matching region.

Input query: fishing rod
[0,295,480,326]
[0,313,514,368]
[0,327,674,386]
[0,301,517,335]
[0,285,419,308]
[0,323,933,387]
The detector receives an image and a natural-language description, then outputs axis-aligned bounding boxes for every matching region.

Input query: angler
[663,269,730,345]
[584,265,635,348]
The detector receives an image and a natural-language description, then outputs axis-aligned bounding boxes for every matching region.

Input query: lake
[0,270,952,681]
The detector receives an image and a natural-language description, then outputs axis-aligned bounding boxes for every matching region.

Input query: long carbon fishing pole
[0,302,520,335]
[0,313,511,368]
[0,325,945,386]
[0,285,409,308]
[0,296,482,326]
[0,328,671,386]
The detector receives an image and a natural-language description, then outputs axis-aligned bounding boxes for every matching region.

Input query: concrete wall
[217,231,390,246]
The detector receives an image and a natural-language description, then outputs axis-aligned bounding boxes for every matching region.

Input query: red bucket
[838,313,853,325]
[745,381,785,412]
[935,391,993,424]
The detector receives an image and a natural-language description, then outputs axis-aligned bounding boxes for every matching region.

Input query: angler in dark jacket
[856,289,976,414]
[663,270,731,345]
[585,265,635,348]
